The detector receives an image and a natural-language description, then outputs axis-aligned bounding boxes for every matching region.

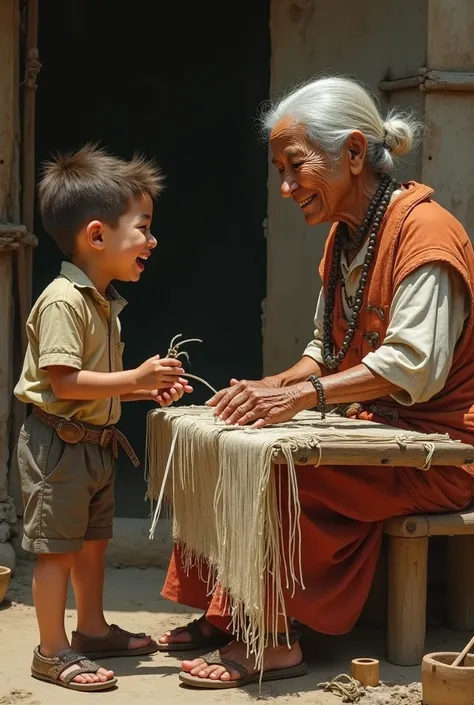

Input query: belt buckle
[57,420,85,444]
[100,428,113,447]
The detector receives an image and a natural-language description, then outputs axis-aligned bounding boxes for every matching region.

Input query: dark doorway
[34,0,270,517]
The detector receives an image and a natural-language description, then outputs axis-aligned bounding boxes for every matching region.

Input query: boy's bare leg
[34,554,114,684]
[71,539,152,650]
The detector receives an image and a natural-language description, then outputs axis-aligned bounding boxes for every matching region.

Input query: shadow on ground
[3,560,470,703]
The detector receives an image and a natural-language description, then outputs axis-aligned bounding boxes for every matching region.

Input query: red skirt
[162,464,474,635]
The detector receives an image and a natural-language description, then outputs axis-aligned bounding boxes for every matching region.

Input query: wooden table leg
[448,535,474,631]
[387,535,428,665]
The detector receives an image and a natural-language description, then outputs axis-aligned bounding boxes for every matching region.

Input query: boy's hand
[151,381,193,407]
[135,355,185,390]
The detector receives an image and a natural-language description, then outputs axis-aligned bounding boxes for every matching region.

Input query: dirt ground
[0,561,468,705]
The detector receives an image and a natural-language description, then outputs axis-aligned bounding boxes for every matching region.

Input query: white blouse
[303,238,470,406]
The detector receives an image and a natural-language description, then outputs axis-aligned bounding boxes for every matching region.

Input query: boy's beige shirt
[14,262,127,426]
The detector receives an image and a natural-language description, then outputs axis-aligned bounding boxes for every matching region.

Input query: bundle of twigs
[166,333,218,395]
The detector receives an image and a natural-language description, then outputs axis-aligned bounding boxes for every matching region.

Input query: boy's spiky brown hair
[38,143,164,257]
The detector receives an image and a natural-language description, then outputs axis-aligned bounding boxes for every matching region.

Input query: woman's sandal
[157,615,233,652]
[71,624,159,659]
[31,647,117,692]
[178,629,307,689]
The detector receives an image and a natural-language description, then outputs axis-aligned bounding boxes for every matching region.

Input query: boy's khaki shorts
[14,413,115,554]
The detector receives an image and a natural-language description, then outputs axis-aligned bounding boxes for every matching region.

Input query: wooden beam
[385,508,474,538]
[380,69,474,94]
[424,70,474,92]
[379,75,423,93]
[273,439,474,468]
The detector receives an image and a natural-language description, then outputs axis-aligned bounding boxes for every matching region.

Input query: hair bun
[383,113,417,156]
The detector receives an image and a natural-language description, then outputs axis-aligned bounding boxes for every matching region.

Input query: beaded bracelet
[307,375,328,420]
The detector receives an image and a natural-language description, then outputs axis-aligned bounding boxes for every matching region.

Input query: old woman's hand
[206,378,307,428]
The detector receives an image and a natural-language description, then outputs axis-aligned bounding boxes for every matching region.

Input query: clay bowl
[422,651,474,705]
[0,566,11,604]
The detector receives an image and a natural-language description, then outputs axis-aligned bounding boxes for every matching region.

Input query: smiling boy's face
[85,194,158,283]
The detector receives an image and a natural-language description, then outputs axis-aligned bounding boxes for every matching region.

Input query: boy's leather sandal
[31,647,117,691]
[72,623,159,659]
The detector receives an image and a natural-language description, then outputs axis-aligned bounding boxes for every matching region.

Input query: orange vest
[319,181,474,445]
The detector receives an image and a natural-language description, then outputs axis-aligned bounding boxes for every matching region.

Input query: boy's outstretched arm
[46,355,186,401]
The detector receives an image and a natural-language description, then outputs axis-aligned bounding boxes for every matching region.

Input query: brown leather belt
[33,407,140,467]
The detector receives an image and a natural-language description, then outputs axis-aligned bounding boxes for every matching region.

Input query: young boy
[13,144,192,692]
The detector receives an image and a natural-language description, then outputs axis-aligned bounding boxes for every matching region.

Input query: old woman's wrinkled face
[270,118,352,226]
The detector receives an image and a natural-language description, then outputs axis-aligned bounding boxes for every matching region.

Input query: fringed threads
[145,406,452,673]
[145,406,308,671]
[149,427,179,539]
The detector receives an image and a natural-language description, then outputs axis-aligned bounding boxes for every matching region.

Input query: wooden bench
[384,505,474,665]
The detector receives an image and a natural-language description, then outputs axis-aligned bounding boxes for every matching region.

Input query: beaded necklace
[322,175,396,370]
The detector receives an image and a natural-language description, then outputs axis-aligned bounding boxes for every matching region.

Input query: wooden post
[423,0,474,239]
[8,0,23,514]
[448,535,474,631]
[0,0,19,570]
[387,535,428,665]
[0,0,16,501]
[9,0,40,516]
[14,0,40,355]
[21,0,39,317]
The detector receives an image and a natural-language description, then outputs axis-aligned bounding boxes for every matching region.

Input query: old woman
[157,76,474,688]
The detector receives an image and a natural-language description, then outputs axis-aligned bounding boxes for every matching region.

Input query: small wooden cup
[0,566,11,604]
[351,658,380,687]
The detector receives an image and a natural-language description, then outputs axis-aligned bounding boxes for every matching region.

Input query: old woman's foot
[158,615,232,652]
[179,635,306,689]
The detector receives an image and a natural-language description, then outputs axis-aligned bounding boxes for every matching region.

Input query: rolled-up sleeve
[363,263,469,405]
[303,288,325,365]
[38,301,85,370]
